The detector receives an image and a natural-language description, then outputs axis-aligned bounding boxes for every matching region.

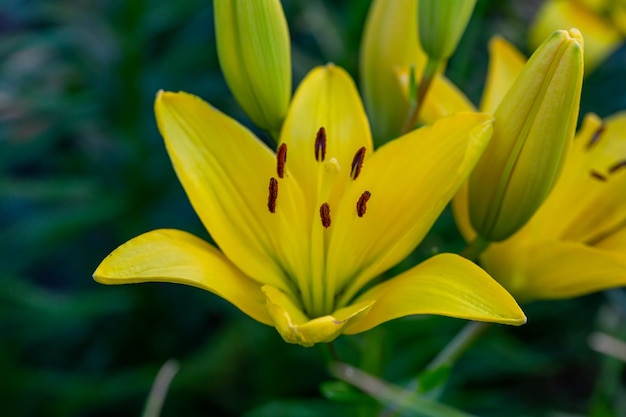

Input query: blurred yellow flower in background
[455,112,626,301]
[530,0,625,73]
[443,34,626,301]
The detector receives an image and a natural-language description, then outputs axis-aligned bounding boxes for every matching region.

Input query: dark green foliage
[1,0,625,416]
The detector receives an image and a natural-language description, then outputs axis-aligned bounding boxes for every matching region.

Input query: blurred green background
[2,0,626,416]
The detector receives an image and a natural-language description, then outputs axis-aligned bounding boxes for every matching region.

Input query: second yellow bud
[468,29,584,241]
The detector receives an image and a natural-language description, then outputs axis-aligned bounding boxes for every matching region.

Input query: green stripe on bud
[214,0,291,136]
[469,29,584,241]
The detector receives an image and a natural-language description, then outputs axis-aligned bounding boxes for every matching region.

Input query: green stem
[460,235,491,262]
[319,342,340,364]
[402,57,440,134]
[425,321,490,371]
[329,362,478,417]
[380,323,489,417]
[141,359,180,417]
[384,321,490,417]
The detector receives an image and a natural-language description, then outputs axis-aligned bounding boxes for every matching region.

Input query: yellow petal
[93,229,272,325]
[344,253,526,335]
[529,0,623,73]
[451,180,477,242]
[613,2,626,35]
[279,65,373,208]
[596,223,626,251]
[419,73,476,124]
[328,112,493,302]
[360,0,426,143]
[262,285,374,347]
[480,36,526,114]
[482,240,626,301]
[155,91,307,293]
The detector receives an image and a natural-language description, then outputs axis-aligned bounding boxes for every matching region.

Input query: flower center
[264,126,372,318]
[266,127,372,227]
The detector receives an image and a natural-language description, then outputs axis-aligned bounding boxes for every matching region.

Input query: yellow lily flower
[94,65,526,347]
[439,36,626,301]
[455,111,626,301]
[529,0,624,73]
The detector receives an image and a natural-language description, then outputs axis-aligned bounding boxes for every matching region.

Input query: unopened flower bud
[214,0,291,135]
[360,0,425,144]
[418,0,477,61]
[468,29,584,241]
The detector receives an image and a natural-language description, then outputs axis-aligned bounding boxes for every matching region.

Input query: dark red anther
[356,191,371,217]
[590,170,607,182]
[586,124,605,150]
[315,127,327,162]
[609,160,626,174]
[350,147,367,180]
[276,143,287,178]
[268,178,278,213]
[320,202,331,228]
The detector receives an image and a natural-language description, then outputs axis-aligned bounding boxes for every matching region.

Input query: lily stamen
[350,147,367,180]
[320,202,331,228]
[586,124,605,150]
[356,191,371,217]
[315,127,327,162]
[276,143,287,178]
[94,69,524,348]
[268,177,278,213]
[608,160,626,174]
[590,170,607,181]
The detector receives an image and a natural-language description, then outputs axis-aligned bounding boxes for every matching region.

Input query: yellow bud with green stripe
[214,0,291,136]
[418,0,477,61]
[469,29,584,241]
